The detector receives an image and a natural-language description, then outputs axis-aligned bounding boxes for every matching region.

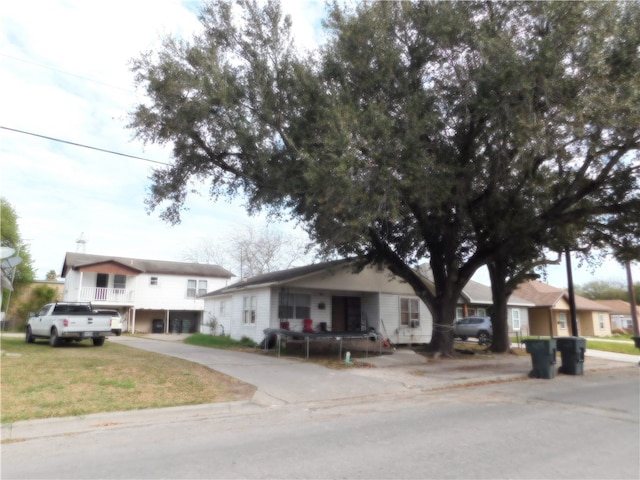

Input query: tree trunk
[487,262,513,353]
[425,286,461,357]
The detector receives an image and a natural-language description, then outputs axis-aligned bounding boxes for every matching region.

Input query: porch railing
[78,287,135,304]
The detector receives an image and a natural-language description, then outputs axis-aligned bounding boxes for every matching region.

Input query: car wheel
[478,332,491,346]
[459,336,468,341]
[50,328,61,347]
[93,337,105,346]
[25,326,35,344]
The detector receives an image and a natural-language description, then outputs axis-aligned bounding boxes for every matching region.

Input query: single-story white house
[202,259,433,345]
[201,259,534,345]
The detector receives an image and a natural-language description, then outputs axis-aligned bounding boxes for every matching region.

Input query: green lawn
[0,336,254,424]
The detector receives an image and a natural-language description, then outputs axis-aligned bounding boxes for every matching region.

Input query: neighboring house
[202,259,434,345]
[61,252,234,334]
[513,280,612,337]
[596,299,639,331]
[454,278,534,337]
[416,265,534,336]
[202,259,535,345]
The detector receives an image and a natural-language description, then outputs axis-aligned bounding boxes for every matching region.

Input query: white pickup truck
[26,302,112,347]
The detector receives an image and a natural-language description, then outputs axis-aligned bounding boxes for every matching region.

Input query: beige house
[513,280,612,337]
[595,299,639,332]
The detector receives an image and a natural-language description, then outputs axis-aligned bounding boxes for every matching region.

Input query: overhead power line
[0,125,169,166]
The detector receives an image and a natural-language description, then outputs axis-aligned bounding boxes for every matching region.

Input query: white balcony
[78,287,135,304]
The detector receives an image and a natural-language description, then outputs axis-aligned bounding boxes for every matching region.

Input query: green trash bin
[556,337,586,375]
[523,338,557,379]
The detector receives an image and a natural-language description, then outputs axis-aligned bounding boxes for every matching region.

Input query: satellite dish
[1,257,22,269]
[1,246,16,259]
[1,275,12,291]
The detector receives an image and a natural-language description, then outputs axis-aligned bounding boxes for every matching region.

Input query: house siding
[380,293,432,344]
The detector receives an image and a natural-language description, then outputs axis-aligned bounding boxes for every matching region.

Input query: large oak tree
[129,1,639,355]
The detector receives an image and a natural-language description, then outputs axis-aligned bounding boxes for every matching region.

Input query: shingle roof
[61,252,234,278]
[595,299,639,316]
[202,259,349,296]
[514,280,612,311]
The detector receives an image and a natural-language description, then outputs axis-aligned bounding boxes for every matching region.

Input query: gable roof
[460,278,534,307]
[416,264,533,306]
[61,252,234,279]
[202,259,349,296]
[514,280,612,312]
[595,299,640,316]
[203,258,531,308]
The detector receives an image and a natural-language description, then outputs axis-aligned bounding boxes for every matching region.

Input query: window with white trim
[400,298,419,326]
[186,279,208,298]
[114,274,126,290]
[243,296,256,324]
[149,276,158,286]
[456,307,464,320]
[187,280,197,298]
[558,313,567,329]
[219,300,226,316]
[278,293,311,319]
[511,309,521,331]
[598,313,605,330]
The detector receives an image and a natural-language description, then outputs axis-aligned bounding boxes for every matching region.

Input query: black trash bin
[152,319,164,334]
[556,336,586,375]
[523,338,557,379]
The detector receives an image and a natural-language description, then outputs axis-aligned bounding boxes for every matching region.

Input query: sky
[1,0,638,290]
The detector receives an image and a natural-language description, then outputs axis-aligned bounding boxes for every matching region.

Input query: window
[400,298,419,326]
[243,296,256,324]
[219,300,226,316]
[278,293,311,319]
[186,279,208,298]
[456,307,464,320]
[150,276,158,286]
[511,309,521,331]
[187,280,197,298]
[558,313,567,329]
[114,275,126,290]
[598,313,605,330]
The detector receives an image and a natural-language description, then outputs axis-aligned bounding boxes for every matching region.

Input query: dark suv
[453,316,493,345]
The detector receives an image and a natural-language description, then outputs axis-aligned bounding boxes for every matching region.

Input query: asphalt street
[1,334,639,480]
[1,364,638,479]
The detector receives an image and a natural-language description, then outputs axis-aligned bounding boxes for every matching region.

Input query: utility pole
[626,261,639,337]
[565,247,579,337]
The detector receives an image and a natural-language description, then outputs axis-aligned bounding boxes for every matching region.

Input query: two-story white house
[61,252,234,334]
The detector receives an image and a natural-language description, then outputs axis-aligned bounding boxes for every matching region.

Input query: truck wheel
[49,328,61,347]
[93,337,106,346]
[25,326,35,344]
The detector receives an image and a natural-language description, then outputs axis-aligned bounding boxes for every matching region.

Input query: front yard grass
[0,336,255,424]
[585,340,639,355]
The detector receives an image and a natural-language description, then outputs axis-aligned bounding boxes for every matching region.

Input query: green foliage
[185,333,257,349]
[45,270,58,281]
[586,340,640,356]
[129,1,640,354]
[576,281,628,301]
[14,284,59,330]
[0,198,36,290]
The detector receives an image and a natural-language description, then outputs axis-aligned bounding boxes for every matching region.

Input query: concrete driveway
[110,335,636,406]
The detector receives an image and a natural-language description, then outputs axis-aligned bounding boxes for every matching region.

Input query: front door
[95,273,108,300]
[331,296,361,332]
